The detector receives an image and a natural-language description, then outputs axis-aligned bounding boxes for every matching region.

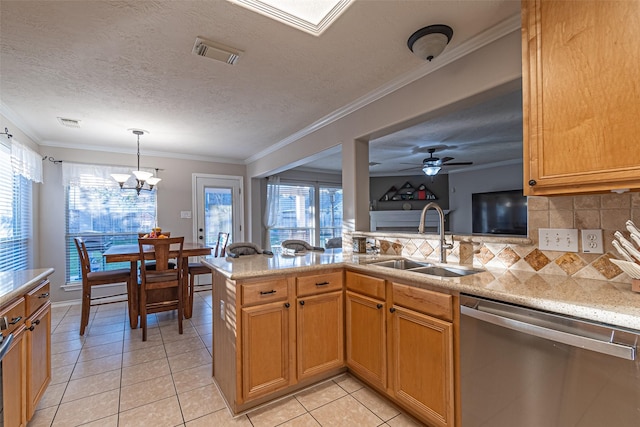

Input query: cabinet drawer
[241,279,289,306]
[392,282,452,321]
[1,297,26,337]
[346,271,385,300]
[26,280,50,316]
[297,271,343,297]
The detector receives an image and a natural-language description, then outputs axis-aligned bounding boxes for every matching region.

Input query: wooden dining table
[103,242,212,329]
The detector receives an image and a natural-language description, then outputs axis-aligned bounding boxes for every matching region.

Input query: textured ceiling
[0,0,521,167]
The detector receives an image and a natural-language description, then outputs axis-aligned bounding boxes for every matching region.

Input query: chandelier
[110,130,161,195]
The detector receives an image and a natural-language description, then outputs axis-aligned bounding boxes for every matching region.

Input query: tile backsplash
[360,192,640,283]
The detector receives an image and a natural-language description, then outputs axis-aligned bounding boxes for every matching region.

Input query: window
[64,163,157,283]
[0,143,32,271]
[267,181,342,248]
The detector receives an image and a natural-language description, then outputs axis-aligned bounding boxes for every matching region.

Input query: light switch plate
[180,211,192,219]
[581,229,604,254]
[538,228,579,252]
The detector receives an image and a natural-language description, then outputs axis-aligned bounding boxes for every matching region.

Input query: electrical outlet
[538,228,579,252]
[581,229,604,254]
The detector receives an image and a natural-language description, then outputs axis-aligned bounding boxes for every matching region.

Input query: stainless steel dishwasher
[460,295,640,427]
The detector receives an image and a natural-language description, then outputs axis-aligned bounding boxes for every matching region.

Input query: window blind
[64,162,157,283]
[0,143,31,271]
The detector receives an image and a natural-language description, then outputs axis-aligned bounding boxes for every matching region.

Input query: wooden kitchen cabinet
[345,271,387,389]
[239,277,292,402]
[296,291,343,380]
[296,270,344,380]
[522,0,640,195]
[390,306,454,427]
[1,275,52,427]
[241,299,293,401]
[25,279,52,420]
[2,325,27,427]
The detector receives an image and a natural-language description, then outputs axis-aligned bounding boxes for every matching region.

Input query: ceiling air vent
[57,117,81,128]
[192,37,243,65]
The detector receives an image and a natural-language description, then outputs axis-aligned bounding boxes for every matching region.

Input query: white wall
[38,145,246,303]
[448,162,523,234]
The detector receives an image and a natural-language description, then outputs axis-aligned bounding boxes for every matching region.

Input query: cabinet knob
[284,303,290,308]
[528,179,537,186]
[299,300,305,306]
[389,307,396,313]
[376,304,383,309]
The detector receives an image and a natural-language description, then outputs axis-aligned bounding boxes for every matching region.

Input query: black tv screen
[472,189,527,236]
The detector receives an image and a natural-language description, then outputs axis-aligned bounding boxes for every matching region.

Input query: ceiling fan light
[422,165,441,176]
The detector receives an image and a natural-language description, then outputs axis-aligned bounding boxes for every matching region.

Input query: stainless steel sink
[370,259,431,270]
[411,265,484,277]
[371,258,483,277]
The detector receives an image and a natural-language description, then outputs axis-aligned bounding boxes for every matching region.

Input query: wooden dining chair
[74,237,133,335]
[138,236,185,341]
[137,232,175,270]
[185,232,229,318]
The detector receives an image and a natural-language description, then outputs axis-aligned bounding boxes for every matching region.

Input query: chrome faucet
[418,202,453,263]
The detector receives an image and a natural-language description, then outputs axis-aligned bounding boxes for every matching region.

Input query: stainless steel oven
[460,295,640,427]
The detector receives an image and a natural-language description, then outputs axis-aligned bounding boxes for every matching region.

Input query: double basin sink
[370,258,483,278]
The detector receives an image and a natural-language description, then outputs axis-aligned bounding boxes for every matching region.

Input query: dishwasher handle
[461,304,636,361]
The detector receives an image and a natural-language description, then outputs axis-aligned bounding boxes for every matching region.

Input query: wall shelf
[379,182,437,202]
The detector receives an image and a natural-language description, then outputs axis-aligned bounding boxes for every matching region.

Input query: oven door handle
[461,305,636,361]
[0,333,14,362]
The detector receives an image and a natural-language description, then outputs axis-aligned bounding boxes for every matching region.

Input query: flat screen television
[472,189,527,236]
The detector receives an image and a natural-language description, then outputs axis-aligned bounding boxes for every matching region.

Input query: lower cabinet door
[241,300,292,401]
[3,326,27,427]
[296,291,344,380]
[26,302,51,420]
[391,306,454,427]
[345,291,386,389]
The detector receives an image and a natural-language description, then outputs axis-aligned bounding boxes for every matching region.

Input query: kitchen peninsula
[203,249,640,426]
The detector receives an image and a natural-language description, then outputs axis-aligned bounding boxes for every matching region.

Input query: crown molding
[0,101,42,144]
[38,139,244,164]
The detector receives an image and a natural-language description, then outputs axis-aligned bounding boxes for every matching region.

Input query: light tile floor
[29,291,425,427]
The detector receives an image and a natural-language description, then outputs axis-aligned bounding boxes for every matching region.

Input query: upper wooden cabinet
[522,0,640,195]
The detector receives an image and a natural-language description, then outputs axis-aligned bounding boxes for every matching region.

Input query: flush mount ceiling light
[407,24,453,61]
[111,130,161,195]
[230,0,353,35]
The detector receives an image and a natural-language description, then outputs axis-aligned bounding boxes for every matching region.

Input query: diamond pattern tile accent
[555,253,587,276]
[476,245,495,265]
[497,247,521,268]
[524,249,551,271]
[403,240,418,256]
[418,241,434,258]
[592,253,624,279]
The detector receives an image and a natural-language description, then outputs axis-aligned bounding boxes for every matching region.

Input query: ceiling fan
[401,148,473,176]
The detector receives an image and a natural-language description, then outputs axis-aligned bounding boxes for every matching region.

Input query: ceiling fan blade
[442,161,473,166]
[441,157,455,163]
[397,165,423,171]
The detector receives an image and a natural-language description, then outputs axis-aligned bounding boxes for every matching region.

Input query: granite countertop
[201,251,640,331]
[0,268,56,307]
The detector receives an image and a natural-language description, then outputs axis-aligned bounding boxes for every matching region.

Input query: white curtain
[264,175,281,247]
[11,139,43,183]
[62,162,154,188]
